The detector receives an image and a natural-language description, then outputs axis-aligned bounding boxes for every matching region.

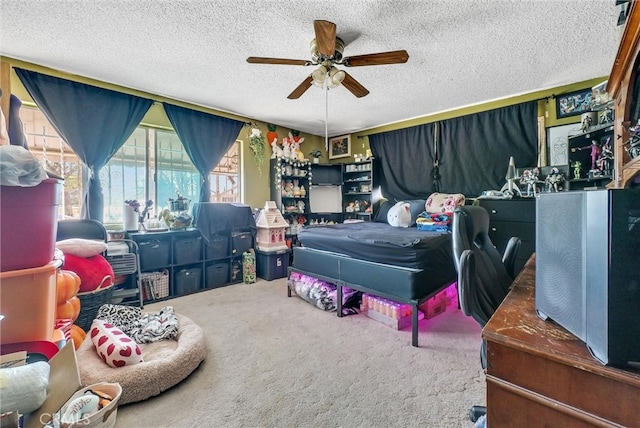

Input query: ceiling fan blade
[342,50,409,67]
[247,57,310,66]
[314,20,337,57]
[342,72,369,98]
[287,76,313,99]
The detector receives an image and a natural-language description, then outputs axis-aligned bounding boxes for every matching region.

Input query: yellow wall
[3,56,607,208]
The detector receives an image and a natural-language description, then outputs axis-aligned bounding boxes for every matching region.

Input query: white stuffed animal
[270,139,283,159]
[387,202,412,228]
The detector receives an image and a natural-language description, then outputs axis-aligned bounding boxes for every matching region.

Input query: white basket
[140,270,170,300]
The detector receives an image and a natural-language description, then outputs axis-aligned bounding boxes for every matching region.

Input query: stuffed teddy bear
[387,202,412,228]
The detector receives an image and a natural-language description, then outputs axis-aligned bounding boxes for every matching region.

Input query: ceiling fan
[246,20,409,99]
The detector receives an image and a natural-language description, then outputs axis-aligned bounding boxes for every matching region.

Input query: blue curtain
[163,103,244,202]
[370,102,537,199]
[15,68,153,221]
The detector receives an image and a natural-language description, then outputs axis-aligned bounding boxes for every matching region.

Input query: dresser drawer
[479,199,536,223]
[489,221,535,242]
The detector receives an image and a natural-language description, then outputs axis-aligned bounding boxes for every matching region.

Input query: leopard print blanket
[96,304,179,344]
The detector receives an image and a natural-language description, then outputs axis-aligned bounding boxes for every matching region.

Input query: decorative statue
[572,161,582,179]
[598,137,613,177]
[519,168,542,197]
[573,140,601,171]
[545,167,565,192]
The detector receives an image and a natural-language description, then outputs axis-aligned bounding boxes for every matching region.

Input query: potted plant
[249,127,266,176]
[309,149,323,164]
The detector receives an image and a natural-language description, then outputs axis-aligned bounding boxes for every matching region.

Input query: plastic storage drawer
[205,234,229,260]
[173,236,202,265]
[174,267,202,295]
[231,231,253,256]
[138,239,171,270]
[256,249,290,281]
[205,262,230,289]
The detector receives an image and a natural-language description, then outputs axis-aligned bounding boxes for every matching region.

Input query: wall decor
[556,89,593,119]
[547,123,581,166]
[328,134,351,159]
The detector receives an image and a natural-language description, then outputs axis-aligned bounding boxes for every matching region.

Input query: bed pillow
[373,199,394,223]
[425,192,465,214]
[57,238,107,258]
[404,199,428,226]
[90,319,143,368]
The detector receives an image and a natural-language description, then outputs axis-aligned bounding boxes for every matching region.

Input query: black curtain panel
[15,68,153,221]
[438,101,537,196]
[370,101,537,199]
[163,103,244,202]
[369,122,437,201]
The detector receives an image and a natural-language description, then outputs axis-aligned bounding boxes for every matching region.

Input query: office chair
[57,219,143,308]
[451,205,521,423]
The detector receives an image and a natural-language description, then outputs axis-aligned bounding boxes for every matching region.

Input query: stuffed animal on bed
[387,202,412,228]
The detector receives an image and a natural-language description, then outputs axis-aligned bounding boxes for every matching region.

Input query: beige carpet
[115,278,485,428]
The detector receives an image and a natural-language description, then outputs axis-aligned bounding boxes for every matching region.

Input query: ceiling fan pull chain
[325,80,329,151]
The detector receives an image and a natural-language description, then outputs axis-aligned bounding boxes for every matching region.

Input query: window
[19,106,241,224]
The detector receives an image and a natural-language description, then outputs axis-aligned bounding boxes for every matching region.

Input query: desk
[483,255,640,427]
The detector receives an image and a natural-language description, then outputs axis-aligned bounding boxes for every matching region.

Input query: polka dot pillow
[90,319,143,368]
[425,192,465,214]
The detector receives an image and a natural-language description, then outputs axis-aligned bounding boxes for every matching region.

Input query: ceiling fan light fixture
[311,65,328,87]
[327,67,346,88]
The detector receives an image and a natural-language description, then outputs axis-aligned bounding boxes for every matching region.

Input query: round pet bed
[76,314,206,405]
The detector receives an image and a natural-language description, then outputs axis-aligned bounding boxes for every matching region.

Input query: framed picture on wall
[556,89,593,119]
[328,134,351,159]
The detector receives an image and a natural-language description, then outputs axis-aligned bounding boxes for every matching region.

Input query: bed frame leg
[337,284,344,318]
[412,303,419,347]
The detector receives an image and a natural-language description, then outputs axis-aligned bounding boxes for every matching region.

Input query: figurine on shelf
[598,137,613,177]
[520,168,542,197]
[545,167,565,192]
[573,139,601,171]
[572,161,582,179]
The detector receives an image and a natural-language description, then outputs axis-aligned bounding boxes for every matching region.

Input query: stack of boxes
[0,178,64,347]
[254,201,290,281]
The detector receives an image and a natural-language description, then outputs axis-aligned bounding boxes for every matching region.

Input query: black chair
[451,205,521,423]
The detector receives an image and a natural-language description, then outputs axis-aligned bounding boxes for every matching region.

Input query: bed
[288,195,463,347]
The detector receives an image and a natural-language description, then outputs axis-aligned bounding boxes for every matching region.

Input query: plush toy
[63,254,114,293]
[387,202,412,228]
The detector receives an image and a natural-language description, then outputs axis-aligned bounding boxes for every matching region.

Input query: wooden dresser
[483,255,640,427]
[476,198,535,276]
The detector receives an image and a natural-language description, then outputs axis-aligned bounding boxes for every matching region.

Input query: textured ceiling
[0,0,624,137]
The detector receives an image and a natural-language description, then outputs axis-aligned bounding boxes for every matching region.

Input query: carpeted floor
[115,278,485,428]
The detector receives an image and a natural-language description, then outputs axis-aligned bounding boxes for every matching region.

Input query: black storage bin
[231,230,253,256]
[205,234,229,260]
[138,239,171,270]
[173,236,202,265]
[174,267,202,295]
[256,249,290,281]
[205,262,229,289]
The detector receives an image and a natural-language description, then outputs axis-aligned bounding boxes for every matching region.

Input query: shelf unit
[308,163,343,224]
[567,123,614,190]
[270,157,311,243]
[129,225,253,302]
[342,158,375,221]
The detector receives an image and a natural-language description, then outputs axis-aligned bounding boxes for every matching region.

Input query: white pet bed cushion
[76,314,206,405]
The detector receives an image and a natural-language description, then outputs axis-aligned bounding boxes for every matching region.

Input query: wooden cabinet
[483,256,640,427]
[477,198,535,276]
[608,1,640,188]
[342,158,375,221]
